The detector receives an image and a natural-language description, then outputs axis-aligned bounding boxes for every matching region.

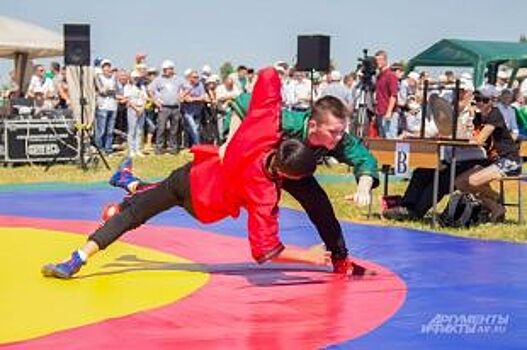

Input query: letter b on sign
[395,143,410,177]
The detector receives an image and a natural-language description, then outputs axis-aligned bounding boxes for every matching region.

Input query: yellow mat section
[0,227,210,344]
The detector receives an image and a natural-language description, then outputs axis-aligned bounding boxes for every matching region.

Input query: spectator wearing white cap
[94,59,118,154]
[398,71,419,107]
[496,70,510,92]
[319,70,353,111]
[124,70,148,157]
[200,65,212,84]
[149,59,186,154]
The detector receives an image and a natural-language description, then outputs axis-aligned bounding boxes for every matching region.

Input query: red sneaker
[332,258,376,276]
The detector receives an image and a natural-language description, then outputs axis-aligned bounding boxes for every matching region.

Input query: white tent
[0,16,63,93]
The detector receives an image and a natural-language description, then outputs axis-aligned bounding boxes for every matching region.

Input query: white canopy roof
[0,16,63,58]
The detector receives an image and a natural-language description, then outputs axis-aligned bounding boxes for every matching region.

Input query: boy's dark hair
[274,139,316,178]
[311,95,347,124]
[51,62,61,72]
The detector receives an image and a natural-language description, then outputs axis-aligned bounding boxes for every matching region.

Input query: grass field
[1,151,525,242]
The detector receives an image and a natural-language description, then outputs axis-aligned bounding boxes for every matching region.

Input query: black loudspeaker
[297,35,330,72]
[64,24,90,66]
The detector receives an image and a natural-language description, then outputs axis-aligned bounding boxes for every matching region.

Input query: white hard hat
[478,84,499,98]
[161,60,175,70]
[407,71,420,81]
[184,68,193,77]
[201,64,212,74]
[210,74,220,83]
[459,79,474,91]
[100,59,112,67]
[461,72,472,80]
[205,76,217,84]
[330,70,342,81]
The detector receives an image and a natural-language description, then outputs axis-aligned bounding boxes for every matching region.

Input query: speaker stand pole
[310,69,315,107]
[78,65,110,171]
[79,65,86,170]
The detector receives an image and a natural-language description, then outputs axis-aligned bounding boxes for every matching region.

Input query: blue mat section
[0,187,525,350]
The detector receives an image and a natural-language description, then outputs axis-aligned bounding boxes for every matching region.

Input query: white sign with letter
[394,142,410,177]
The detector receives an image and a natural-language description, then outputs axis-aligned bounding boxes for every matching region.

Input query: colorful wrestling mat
[0,183,525,349]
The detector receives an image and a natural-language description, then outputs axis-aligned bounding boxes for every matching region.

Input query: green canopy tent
[406,39,527,88]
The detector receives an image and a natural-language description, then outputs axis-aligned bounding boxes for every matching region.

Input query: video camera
[356,49,377,88]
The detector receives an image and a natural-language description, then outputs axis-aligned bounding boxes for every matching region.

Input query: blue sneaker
[42,251,86,279]
[109,157,138,193]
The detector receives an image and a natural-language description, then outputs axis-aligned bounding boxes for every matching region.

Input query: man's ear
[307,119,317,131]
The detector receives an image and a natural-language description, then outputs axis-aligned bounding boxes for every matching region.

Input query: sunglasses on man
[474,96,491,103]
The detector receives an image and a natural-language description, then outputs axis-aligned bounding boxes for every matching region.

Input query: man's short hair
[275,139,316,178]
[237,65,248,72]
[311,95,347,124]
[374,50,387,59]
[390,62,403,71]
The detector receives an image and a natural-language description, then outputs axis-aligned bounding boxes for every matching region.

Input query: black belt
[162,104,180,108]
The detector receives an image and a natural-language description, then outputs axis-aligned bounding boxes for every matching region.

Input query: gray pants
[156,106,181,150]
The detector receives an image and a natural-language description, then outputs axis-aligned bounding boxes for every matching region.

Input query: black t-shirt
[481,107,520,162]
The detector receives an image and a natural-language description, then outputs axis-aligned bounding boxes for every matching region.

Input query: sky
[2,0,527,77]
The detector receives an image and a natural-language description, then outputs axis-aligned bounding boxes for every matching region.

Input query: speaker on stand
[53,24,110,172]
[296,35,331,105]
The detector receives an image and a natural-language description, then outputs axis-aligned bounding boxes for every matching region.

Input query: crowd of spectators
[1,49,526,224]
[3,50,525,157]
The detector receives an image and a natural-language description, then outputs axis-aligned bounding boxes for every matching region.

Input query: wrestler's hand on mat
[345,175,373,207]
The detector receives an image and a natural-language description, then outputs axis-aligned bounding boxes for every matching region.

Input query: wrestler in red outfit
[42,68,334,279]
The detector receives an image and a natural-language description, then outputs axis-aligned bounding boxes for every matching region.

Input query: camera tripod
[352,81,375,138]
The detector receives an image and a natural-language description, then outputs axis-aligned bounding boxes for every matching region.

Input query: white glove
[345,175,373,207]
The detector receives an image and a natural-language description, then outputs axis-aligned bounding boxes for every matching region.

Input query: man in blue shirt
[149,60,185,154]
[181,70,207,145]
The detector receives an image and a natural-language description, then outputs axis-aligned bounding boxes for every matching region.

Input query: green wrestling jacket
[226,93,380,186]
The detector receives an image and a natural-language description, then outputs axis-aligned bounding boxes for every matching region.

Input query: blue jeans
[95,109,116,153]
[127,108,145,154]
[145,109,156,135]
[183,112,201,145]
[376,113,399,139]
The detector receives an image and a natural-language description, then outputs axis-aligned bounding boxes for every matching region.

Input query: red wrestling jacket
[190,67,284,263]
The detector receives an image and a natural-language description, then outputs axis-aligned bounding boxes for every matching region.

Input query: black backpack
[439,192,486,228]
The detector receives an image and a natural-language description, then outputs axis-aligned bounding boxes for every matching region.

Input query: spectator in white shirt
[26,65,53,100]
[124,70,148,157]
[283,69,311,110]
[94,59,118,154]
